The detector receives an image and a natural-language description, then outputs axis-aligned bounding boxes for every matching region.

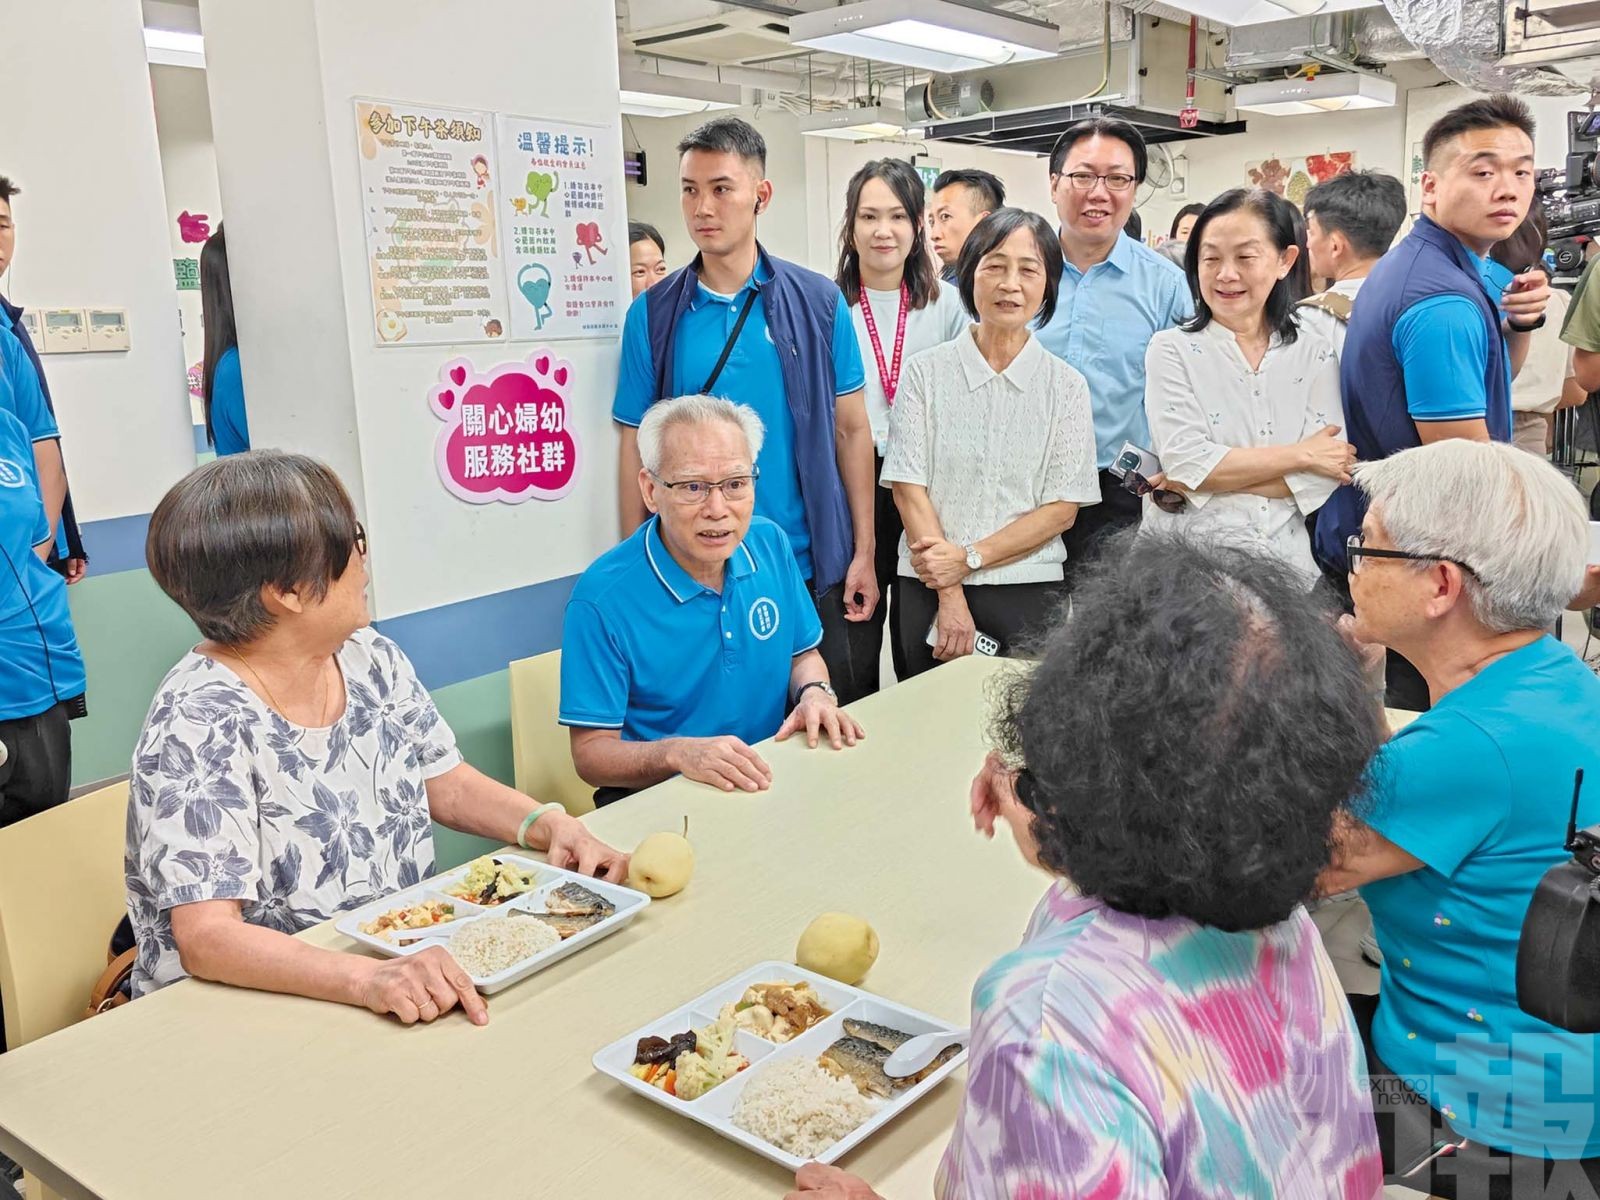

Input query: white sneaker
[1360,930,1383,966]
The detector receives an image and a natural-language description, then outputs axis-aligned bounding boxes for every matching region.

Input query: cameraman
[1321,440,1599,1198]
[1315,96,1550,710]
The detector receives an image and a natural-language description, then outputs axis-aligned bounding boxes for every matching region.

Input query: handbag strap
[701,287,760,396]
[85,947,136,1019]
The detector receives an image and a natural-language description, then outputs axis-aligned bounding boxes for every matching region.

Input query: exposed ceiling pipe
[620,52,857,98]
[1349,8,1427,62]
[1375,0,1587,94]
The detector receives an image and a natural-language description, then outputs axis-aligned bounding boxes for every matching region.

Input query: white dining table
[0,655,1043,1200]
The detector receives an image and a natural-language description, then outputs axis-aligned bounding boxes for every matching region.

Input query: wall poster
[355,99,509,346]
[495,114,628,341]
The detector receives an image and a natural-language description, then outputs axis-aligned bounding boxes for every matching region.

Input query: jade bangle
[516,802,564,850]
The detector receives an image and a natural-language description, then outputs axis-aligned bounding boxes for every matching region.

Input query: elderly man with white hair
[1318,439,1600,1197]
[561,394,864,806]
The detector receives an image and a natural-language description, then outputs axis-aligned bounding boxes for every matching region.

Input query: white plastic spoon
[882,1028,969,1079]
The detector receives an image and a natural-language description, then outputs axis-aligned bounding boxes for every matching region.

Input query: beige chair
[509,650,593,816]
[0,780,131,1200]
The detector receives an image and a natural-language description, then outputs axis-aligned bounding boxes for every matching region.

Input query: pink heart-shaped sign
[449,366,467,386]
[553,367,568,386]
[535,355,550,375]
[437,388,455,410]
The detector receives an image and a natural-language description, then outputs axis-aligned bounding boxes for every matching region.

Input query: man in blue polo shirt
[0,175,81,581]
[0,395,86,829]
[1317,94,1550,710]
[565,395,863,806]
[1033,117,1191,586]
[612,117,881,706]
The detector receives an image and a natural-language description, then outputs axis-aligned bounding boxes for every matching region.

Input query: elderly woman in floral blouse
[787,537,1383,1200]
[126,451,627,1025]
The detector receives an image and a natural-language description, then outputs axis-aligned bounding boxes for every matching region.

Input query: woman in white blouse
[1142,188,1356,586]
[835,158,969,695]
[882,208,1100,676]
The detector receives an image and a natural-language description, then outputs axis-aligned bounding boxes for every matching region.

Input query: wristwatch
[795,680,837,704]
[1506,314,1546,333]
[964,544,984,572]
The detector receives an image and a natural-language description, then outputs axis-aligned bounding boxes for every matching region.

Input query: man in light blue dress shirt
[1034,117,1191,585]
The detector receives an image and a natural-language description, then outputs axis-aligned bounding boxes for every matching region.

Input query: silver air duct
[1373,0,1587,95]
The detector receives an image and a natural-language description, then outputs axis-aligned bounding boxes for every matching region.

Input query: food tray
[334,854,649,994]
[593,961,968,1170]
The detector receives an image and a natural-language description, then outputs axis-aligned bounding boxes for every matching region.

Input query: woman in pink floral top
[788,538,1384,1200]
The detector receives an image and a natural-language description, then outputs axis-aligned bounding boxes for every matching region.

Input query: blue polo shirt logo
[748,596,781,641]
[0,458,25,488]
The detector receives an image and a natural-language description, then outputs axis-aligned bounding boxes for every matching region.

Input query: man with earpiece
[0,366,85,829]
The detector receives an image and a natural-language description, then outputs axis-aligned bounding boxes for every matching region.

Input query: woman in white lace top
[881,208,1100,676]
[1142,188,1356,586]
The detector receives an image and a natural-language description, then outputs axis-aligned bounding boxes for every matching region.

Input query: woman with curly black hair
[787,535,1383,1200]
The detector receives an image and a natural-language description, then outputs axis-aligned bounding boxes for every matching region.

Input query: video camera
[1538,111,1600,279]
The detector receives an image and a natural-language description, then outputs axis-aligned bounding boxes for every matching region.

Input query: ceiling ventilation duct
[1375,0,1589,94]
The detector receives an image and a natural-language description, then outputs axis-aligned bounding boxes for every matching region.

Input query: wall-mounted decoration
[355,99,509,346]
[428,351,579,504]
[496,114,627,341]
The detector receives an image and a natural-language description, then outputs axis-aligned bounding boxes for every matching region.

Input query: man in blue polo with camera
[561,394,864,806]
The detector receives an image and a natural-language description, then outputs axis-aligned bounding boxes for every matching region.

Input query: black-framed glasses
[1056,170,1138,192]
[1121,469,1187,514]
[650,467,760,506]
[1345,533,1480,581]
[354,521,368,558]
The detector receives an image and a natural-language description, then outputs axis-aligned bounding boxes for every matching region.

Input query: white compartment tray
[593,961,967,1170]
[335,854,649,993]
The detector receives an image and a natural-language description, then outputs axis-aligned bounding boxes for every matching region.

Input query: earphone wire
[0,536,61,704]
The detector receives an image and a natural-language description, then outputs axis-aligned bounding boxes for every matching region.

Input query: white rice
[731,1058,873,1158]
[446,916,559,977]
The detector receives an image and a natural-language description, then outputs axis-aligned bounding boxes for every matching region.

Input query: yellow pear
[628,820,694,898]
[797,912,879,985]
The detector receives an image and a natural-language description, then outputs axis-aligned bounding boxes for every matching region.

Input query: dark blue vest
[1314,215,1512,571]
[643,246,853,596]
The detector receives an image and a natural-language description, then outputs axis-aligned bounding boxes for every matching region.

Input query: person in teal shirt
[1322,439,1600,1196]
[201,225,249,455]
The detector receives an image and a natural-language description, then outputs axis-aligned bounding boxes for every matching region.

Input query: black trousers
[1061,470,1143,592]
[0,700,72,830]
[894,575,1068,679]
[1346,992,1600,1199]
[811,454,908,704]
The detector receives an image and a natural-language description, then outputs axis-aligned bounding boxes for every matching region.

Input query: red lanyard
[860,283,909,406]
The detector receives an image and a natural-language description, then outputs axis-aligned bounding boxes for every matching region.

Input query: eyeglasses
[354,521,368,558]
[650,467,759,505]
[1345,533,1480,581]
[1056,170,1138,192]
[1123,470,1187,514]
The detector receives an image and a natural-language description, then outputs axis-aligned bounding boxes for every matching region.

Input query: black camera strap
[701,288,759,396]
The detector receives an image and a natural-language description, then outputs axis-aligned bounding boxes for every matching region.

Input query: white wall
[150,63,221,428]
[624,104,811,268]
[0,0,197,520]
[202,0,627,620]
